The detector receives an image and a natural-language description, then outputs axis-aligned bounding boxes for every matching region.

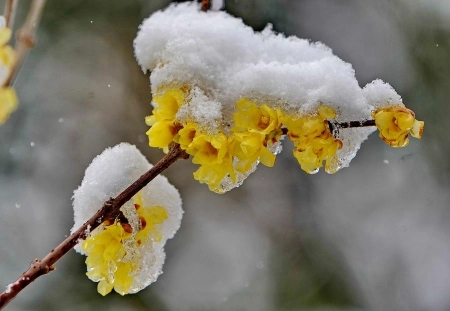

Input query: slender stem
[4,0,46,87]
[3,0,18,29]
[334,119,376,129]
[281,119,376,136]
[201,0,211,12]
[0,144,188,310]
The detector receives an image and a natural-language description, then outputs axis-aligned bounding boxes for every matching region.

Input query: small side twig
[201,0,211,12]
[281,119,376,136]
[332,119,376,129]
[4,0,47,87]
[0,143,189,310]
[3,0,19,29]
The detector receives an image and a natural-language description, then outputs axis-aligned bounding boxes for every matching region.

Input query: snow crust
[134,2,405,172]
[71,143,183,292]
[362,79,403,109]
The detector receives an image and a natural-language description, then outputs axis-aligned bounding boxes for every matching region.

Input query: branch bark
[281,119,376,136]
[4,0,47,87]
[0,143,188,310]
[201,0,211,12]
[3,0,19,29]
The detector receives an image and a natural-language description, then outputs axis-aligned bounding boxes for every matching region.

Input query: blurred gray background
[1,0,449,310]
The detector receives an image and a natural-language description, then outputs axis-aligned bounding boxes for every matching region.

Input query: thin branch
[4,0,46,87]
[3,0,19,29]
[327,119,376,135]
[201,0,211,12]
[281,119,376,136]
[0,143,189,310]
[332,119,376,129]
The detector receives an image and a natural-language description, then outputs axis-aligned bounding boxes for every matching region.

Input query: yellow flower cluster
[372,105,424,147]
[146,88,345,192]
[146,88,426,191]
[0,25,17,125]
[282,106,342,174]
[81,193,168,296]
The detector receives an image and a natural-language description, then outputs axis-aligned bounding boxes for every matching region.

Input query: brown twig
[0,143,189,310]
[332,119,376,129]
[4,0,47,87]
[3,0,18,29]
[281,119,376,136]
[201,0,211,12]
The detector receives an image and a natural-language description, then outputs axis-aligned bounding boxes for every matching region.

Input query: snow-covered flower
[282,106,342,174]
[134,3,424,193]
[72,143,183,296]
[231,98,283,172]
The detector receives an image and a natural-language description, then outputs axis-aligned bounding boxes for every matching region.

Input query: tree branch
[201,0,211,12]
[0,143,189,310]
[281,119,376,135]
[3,0,19,29]
[4,0,47,87]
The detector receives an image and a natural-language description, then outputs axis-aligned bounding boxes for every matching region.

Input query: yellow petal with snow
[152,88,185,121]
[318,105,336,119]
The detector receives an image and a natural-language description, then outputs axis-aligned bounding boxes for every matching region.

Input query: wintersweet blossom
[145,88,186,150]
[233,98,282,136]
[372,106,424,147]
[231,132,275,172]
[82,193,168,296]
[174,122,198,150]
[231,98,283,172]
[72,143,183,295]
[282,106,342,174]
[82,221,133,296]
[187,132,235,192]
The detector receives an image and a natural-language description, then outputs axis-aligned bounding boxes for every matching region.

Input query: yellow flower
[282,106,342,174]
[230,132,275,172]
[233,98,282,135]
[187,132,229,166]
[193,164,232,193]
[134,193,168,245]
[230,98,282,172]
[81,192,168,296]
[151,89,185,122]
[145,88,187,150]
[146,120,178,148]
[0,87,17,124]
[372,105,424,147]
[82,221,133,296]
[174,122,198,150]
[186,132,235,191]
